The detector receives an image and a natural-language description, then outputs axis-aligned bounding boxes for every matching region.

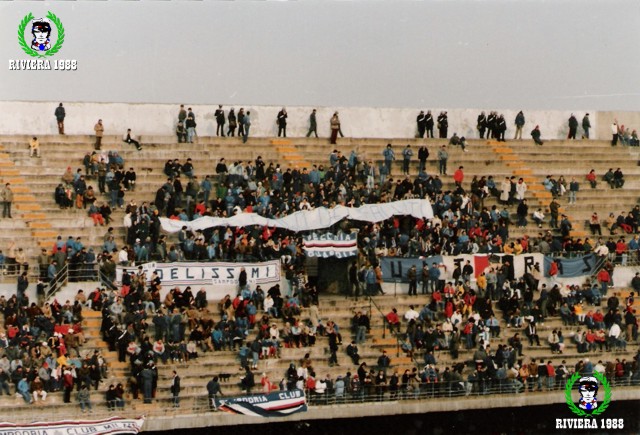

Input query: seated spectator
[29,136,40,158]
[386,308,400,333]
[613,168,625,188]
[88,203,105,226]
[123,129,141,151]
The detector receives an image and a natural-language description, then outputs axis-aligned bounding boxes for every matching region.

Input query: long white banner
[159,199,433,233]
[0,416,145,435]
[116,260,281,287]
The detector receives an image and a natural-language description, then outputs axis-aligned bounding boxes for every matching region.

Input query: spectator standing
[17,272,28,307]
[78,384,92,413]
[611,121,619,146]
[514,111,525,140]
[306,109,318,138]
[568,177,579,204]
[242,111,251,144]
[227,108,237,137]
[207,376,223,411]
[330,112,340,144]
[178,105,187,124]
[171,370,180,408]
[453,166,464,188]
[425,110,434,138]
[416,111,426,138]
[2,183,13,218]
[277,107,288,137]
[185,115,197,143]
[582,113,591,139]
[568,114,578,139]
[214,105,225,137]
[437,145,448,176]
[94,119,104,150]
[407,265,417,296]
[402,145,413,175]
[437,111,448,138]
[55,103,66,134]
[382,144,395,175]
[418,146,429,173]
[477,111,487,139]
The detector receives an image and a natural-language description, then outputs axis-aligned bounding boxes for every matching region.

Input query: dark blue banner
[215,389,307,417]
[543,253,600,278]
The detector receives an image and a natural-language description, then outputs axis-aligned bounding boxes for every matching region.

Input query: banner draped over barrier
[160,199,433,233]
[0,416,145,435]
[215,389,307,417]
[380,253,600,283]
[542,253,600,278]
[116,260,281,287]
[303,232,358,258]
[380,254,534,283]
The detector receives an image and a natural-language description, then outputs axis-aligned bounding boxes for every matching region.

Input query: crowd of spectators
[0,286,111,411]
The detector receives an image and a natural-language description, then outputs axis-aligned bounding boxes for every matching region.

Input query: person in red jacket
[548,261,559,285]
[596,268,610,297]
[385,308,400,333]
[453,166,464,187]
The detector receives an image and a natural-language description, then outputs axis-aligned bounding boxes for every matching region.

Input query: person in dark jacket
[170,370,180,408]
[568,114,579,139]
[214,105,225,137]
[531,125,544,145]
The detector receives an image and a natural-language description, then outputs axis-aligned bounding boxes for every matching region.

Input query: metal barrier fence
[5,378,640,424]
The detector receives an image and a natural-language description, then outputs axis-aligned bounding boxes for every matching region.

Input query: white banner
[0,416,145,435]
[159,199,433,234]
[116,260,281,287]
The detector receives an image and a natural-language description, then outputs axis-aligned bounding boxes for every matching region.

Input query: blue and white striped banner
[215,389,307,417]
[303,232,358,258]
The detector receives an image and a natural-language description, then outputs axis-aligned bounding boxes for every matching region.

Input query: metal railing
[368,295,410,360]
[4,378,640,424]
[46,262,103,300]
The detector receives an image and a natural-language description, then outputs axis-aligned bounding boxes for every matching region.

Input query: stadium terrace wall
[1,101,638,140]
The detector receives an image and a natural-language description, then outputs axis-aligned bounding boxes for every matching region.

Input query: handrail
[46,262,104,300]
[46,262,68,300]
[3,379,640,424]
[368,295,409,362]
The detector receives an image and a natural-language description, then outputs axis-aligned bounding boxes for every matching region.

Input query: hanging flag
[0,416,145,435]
[215,389,307,417]
[303,232,358,258]
[543,253,599,278]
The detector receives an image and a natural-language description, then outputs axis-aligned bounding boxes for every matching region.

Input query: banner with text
[0,416,145,435]
[215,389,307,417]
[303,232,358,258]
[380,254,544,283]
[116,260,281,287]
[380,253,600,283]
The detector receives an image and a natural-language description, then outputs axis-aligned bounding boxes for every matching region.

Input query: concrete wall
[595,111,640,140]
[138,389,640,431]
[3,101,637,141]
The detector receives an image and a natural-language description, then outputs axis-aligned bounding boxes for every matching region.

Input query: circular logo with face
[18,12,65,58]
[565,372,611,417]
